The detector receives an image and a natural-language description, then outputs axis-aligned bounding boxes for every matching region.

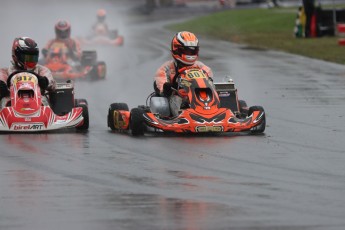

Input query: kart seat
[18,90,34,99]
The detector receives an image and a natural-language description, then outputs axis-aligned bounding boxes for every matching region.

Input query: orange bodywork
[112,110,130,130]
[78,35,124,47]
[143,108,264,133]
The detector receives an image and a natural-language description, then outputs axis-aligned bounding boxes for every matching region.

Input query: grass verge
[167,7,345,64]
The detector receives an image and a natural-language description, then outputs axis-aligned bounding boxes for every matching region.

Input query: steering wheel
[7,70,40,87]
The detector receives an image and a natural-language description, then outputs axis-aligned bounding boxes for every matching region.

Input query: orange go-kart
[107,67,265,136]
[42,42,106,81]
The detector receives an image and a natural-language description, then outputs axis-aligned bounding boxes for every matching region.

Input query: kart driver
[42,20,82,62]
[92,9,109,36]
[154,31,214,117]
[0,37,56,107]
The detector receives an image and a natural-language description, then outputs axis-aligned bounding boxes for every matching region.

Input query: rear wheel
[108,103,129,130]
[76,104,89,130]
[130,108,145,136]
[238,100,248,117]
[75,98,88,106]
[248,106,265,134]
[90,61,106,80]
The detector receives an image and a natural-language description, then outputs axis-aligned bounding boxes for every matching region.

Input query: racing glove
[0,80,10,98]
[42,48,48,58]
[163,82,173,97]
[37,76,49,91]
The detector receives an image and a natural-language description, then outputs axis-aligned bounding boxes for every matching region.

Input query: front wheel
[108,103,129,130]
[76,104,89,130]
[248,106,265,134]
[238,100,248,118]
[130,108,145,136]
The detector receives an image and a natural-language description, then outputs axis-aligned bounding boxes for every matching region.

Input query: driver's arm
[154,61,173,95]
[0,68,9,98]
[37,65,56,91]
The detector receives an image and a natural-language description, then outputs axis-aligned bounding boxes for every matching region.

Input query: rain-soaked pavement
[1,0,345,230]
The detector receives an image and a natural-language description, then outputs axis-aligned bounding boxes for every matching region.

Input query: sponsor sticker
[195,126,223,132]
[219,92,230,97]
[12,124,44,131]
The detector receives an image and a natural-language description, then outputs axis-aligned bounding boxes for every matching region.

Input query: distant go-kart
[107,67,266,136]
[0,71,89,132]
[43,42,106,80]
[78,28,124,47]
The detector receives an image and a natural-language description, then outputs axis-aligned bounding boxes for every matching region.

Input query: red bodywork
[0,72,85,132]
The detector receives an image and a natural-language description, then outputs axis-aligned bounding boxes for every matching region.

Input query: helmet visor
[19,53,38,69]
[178,46,199,56]
[57,29,70,39]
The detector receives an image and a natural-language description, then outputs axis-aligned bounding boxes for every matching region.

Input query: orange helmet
[171,31,199,65]
[97,9,106,22]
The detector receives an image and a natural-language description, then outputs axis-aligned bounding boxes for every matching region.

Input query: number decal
[186,70,207,79]
[13,74,37,85]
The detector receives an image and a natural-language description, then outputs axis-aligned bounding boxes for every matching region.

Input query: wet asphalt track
[1,1,345,230]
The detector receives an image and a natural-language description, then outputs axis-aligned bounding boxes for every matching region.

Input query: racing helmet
[12,37,39,70]
[55,20,71,39]
[97,9,106,22]
[171,31,199,65]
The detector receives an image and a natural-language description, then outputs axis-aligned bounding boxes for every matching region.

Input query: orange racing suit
[92,22,110,36]
[154,60,213,95]
[43,38,82,61]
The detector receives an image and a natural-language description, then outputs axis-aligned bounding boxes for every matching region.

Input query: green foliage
[168,8,345,64]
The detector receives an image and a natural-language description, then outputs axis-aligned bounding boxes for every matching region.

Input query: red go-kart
[107,67,266,136]
[0,71,89,132]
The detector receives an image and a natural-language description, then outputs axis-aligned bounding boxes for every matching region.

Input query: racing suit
[0,63,56,108]
[154,60,214,117]
[92,22,109,36]
[42,38,82,61]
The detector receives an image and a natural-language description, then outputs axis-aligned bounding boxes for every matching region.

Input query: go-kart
[107,67,266,136]
[42,42,106,80]
[0,70,89,132]
[78,28,124,47]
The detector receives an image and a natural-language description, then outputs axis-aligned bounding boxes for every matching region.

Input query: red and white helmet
[97,9,106,22]
[171,31,199,65]
[55,20,71,39]
[12,37,39,70]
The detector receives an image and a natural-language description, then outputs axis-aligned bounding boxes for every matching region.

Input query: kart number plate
[186,70,207,79]
[195,126,223,132]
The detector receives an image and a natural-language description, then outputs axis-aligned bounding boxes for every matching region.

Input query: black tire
[130,107,145,136]
[108,103,129,130]
[75,98,88,106]
[238,100,248,116]
[76,104,89,130]
[90,61,106,80]
[248,106,265,134]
